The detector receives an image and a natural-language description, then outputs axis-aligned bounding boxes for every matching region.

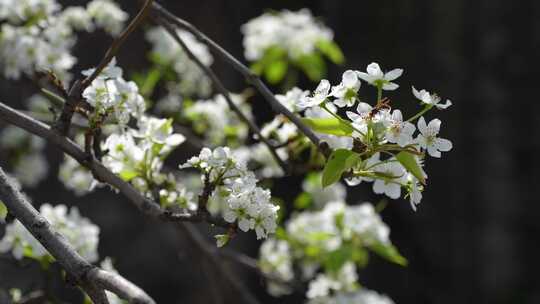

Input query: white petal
[356,72,376,84]
[436,99,452,109]
[434,138,452,152]
[428,118,441,134]
[366,62,383,77]
[342,70,359,88]
[385,183,401,199]
[384,68,403,81]
[427,145,441,158]
[382,82,399,91]
[412,86,421,99]
[165,134,185,146]
[392,109,403,122]
[356,102,372,114]
[346,111,360,121]
[315,79,331,96]
[333,98,347,108]
[372,179,386,195]
[417,116,427,134]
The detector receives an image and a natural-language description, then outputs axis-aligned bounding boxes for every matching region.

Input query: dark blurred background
[1,0,540,303]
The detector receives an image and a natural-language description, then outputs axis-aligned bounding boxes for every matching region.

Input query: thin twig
[151,2,329,158]
[0,166,155,304]
[155,17,290,174]
[81,0,155,89]
[54,0,154,136]
[0,101,231,229]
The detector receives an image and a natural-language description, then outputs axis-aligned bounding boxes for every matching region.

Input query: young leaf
[322,149,360,187]
[302,117,353,136]
[316,40,345,64]
[296,53,326,81]
[396,151,427,185]
[119,169,139,182]
[369,243,408,266]
[264,60,288,84]
[0,201,7,222]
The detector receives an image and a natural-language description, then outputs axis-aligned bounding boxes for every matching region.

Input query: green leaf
[370,243,408,266]
[214,234,230,248]
[322,149,360,188]
[302,117,353,136]
[324,245,354,273]
[294,192,312,209]
[0,201,7,222]
[251,46,287,75]
[395,151,427,185]
[316,40,345,64]
[264,60,288,84]
[119,169,139,182]
[296,53,326,81]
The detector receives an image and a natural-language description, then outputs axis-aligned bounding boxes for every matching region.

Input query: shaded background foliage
[1,0,539,303]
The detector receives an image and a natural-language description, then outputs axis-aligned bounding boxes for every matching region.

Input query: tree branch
[150,2,330,157]
[80,0,155,89]
[0,166,155,304]
[155,17,290,174]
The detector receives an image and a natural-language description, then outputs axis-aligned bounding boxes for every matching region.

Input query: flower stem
[406,104,433,123]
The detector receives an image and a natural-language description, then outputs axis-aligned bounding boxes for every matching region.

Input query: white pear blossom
[412,86,452,109]
[59,156,96,196]
[0,126,48,187]
[416,116,452,158]
[242,9,334,61]
[146,26,213,97]
[186,93,251,145]
[181,147,279,239]
[259,239,294,296]
[372,161,406,199]
[407,174,423,211]
[356,62,403,91]
[298,79,331,109]
[0,204,100,262]
[275,87,309,113]
[82,60,146,125]
[385,110,415,147]
[86,0,128,36]
[0,0,126,80]
[331,70,361,107]
[346,102,373,135]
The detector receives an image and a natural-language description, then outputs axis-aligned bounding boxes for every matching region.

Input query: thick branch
[156,17,290,174]
[0,167,155,304]
[151,2,329,157]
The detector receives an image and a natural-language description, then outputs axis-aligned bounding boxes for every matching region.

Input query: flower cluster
[242,9,343,83]
[101,116,185,191]
[180,147,279,239]
[82,58,146,126]
[0,0,126,80]
[294,62,452,210]
[259,201,401,301]
[184,93,252,146]
[242,9,333,61]
[0,204,100,263]
[0,126,48,187]
[146,26,213,98]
